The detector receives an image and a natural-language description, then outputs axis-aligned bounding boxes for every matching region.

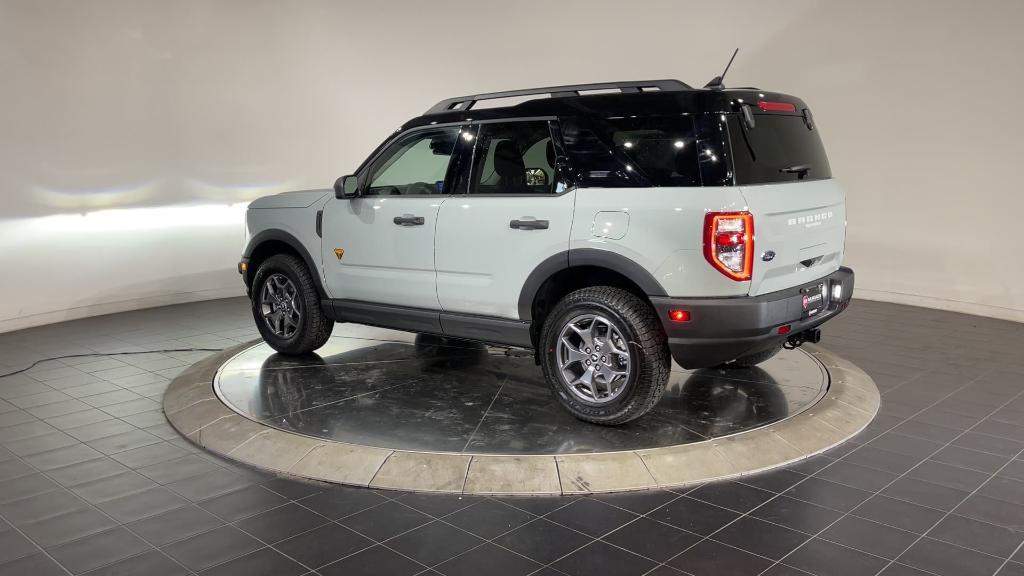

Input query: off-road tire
[720,345,782,368]
[250,254,333,355]
[540,287,670,425]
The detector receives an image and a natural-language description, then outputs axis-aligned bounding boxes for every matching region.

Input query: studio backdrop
[1,0,1022,332]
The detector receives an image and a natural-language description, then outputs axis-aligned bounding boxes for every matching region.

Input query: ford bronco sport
[239,79,854,425]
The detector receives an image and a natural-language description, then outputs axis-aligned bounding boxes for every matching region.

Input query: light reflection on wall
[22,202,249,232]
[0,201,259,333]
[2,0,1022,332]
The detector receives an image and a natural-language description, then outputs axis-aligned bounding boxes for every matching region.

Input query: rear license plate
[801,283,826,318]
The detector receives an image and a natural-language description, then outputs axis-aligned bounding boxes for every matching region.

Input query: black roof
[402,80,808,131]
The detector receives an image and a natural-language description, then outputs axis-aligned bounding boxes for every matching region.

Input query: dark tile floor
[0,297,1021,576]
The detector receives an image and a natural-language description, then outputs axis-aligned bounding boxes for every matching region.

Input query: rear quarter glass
[726,113,832,185]
[561,115,701,187]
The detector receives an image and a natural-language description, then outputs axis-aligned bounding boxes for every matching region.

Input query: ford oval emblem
[761,250,776,262]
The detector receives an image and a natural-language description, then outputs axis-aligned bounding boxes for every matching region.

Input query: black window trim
[453,117,577,198]
[355,122,469,199]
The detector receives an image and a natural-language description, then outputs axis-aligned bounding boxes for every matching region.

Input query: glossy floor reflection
[215,332,828,454]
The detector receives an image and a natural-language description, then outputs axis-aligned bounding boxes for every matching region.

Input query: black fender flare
[516,248,667,320]
[243,230,328,298]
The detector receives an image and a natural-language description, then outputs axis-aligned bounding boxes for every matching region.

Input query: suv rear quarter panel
[570,187,751,297]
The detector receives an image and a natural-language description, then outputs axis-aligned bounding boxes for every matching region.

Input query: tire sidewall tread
[540,286,670,425]
[250,254,332,355]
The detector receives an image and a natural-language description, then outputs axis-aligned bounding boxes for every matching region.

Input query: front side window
[462,121,557,195]
[365,127,460,195]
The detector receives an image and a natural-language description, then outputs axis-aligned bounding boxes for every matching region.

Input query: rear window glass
[727,114,832,184]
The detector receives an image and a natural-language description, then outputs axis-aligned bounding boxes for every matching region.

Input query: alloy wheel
[260,273,301,338]
[556,313,632,404]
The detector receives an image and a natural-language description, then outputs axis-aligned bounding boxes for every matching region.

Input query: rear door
[726,111,846,295]
[434,120,576,319]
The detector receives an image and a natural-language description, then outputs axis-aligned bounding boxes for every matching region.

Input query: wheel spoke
[606,333,628,356]
[577,368,598,399]
[567,323,593,349]
[559,337,587,369]
[259,273,303,338]
[589,315,602,348]
[557,313,633,405]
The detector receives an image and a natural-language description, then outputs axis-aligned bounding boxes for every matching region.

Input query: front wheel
[250,254,333,355]
[539,287,670,425]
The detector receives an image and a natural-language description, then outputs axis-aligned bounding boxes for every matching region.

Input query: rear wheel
[540,287,670,425]
[250,254,332,355]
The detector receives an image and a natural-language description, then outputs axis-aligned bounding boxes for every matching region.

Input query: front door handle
[393,214,425,226]
[510,219,549,230]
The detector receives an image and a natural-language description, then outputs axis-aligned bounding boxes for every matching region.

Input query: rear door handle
[393,214,425,226]
[510,219,549,230]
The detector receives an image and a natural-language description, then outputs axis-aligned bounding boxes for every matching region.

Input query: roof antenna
[704,48,739,91]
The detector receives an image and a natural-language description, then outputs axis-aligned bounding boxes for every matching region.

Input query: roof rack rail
[425,79,692,115]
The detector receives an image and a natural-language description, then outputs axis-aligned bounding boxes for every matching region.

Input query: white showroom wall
[1,0,1022,332]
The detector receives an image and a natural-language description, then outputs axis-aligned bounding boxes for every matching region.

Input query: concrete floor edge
[163,342,880,495]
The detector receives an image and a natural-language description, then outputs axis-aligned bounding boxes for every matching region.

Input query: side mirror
[334,175,359,199]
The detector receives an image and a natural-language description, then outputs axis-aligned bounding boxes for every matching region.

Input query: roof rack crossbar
[425,79,691,114]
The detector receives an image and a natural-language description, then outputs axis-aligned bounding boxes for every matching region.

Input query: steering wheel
[406,182,436,195]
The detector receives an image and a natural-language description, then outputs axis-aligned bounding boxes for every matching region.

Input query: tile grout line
[759,382,1024,576]
[870,441,1024,576]
[992,540,1024,576]
[640,364,1001,575]
[0,434,203,575]
[460,376,507,454]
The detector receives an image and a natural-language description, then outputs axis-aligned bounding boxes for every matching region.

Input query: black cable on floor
[0,348,225,379]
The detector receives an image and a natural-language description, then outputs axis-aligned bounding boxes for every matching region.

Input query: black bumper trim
[651,266,855,369]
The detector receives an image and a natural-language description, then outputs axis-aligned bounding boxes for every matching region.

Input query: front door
[322,125,464,310]
[435,120,576,319]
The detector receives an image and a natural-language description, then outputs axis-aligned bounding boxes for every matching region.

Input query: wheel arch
[519,249,667,346]
[243,230,327,298]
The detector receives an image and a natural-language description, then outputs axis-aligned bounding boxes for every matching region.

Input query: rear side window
[460,121,557,195]
[560,116,699,187]
[727,114,832,184]
[597,116,700,186]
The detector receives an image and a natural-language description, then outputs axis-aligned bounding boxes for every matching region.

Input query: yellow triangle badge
[334,248,345,259]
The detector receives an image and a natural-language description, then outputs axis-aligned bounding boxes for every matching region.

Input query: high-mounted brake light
[758,101,796,112]
[703,212,754,281]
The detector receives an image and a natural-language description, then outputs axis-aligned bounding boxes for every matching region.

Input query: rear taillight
[703,212,754,281]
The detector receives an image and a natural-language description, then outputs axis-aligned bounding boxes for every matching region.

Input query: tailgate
[740,179,846,296]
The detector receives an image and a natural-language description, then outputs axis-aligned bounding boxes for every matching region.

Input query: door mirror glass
[335,175,359,199]
[525,168,548,187]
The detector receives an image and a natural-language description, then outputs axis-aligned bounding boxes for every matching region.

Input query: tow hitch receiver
[784,328,821,349]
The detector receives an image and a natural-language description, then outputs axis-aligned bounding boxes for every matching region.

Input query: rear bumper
[650,266,855,369]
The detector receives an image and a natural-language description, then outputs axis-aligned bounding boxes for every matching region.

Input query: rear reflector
[668,310,690,323]
[758,101,797,112]
[778,325,791,335]
[703,212,754,281]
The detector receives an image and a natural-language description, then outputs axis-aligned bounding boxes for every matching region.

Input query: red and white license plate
[801,283,826,318]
